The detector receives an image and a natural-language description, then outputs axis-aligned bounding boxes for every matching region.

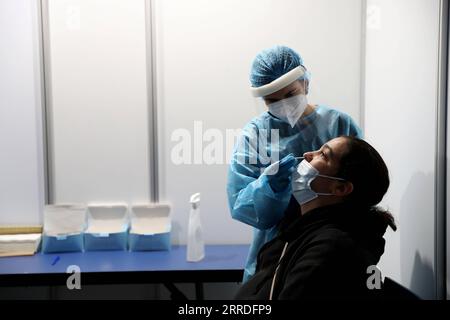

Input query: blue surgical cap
[250,45,310,88]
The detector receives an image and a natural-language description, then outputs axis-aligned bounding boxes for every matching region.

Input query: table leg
[195,282,204,300]
[163,282,188,300]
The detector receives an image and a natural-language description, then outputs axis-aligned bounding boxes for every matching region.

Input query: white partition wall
[3,0,363,242]
[447,6,450,299]
[45,0,151,204]
[154,0,363,244]
[364,0,442,299]
[0,0,45,224]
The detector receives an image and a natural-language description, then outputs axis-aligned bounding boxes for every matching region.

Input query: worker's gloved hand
[263,154,299,193]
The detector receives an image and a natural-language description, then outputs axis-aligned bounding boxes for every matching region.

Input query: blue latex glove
[263,154,299,193]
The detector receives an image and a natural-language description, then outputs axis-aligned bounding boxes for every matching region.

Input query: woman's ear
[333,181,353,197]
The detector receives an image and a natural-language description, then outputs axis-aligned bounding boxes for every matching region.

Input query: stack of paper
[0,227,42,257]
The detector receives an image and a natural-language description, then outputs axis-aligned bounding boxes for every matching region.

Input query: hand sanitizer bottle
[187,193,204,262]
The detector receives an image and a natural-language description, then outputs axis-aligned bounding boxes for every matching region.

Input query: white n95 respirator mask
[268,94,308,127]
[292,160,346,205]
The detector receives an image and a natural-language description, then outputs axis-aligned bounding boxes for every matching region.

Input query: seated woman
[235,136,396,300]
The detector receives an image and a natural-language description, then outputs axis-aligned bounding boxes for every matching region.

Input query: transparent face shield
[254,96,269,117]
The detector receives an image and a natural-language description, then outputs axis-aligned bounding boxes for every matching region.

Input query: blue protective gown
[227,105,363,282]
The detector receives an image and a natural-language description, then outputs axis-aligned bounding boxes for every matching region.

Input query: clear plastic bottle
[186,193,204,262]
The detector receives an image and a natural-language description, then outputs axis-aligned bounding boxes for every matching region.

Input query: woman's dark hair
[336,136,397,231]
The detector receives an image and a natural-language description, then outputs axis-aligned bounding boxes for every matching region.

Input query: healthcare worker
[227,45,363,282]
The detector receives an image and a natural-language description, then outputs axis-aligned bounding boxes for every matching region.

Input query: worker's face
[263,80,307,105]
[302,137,349,192]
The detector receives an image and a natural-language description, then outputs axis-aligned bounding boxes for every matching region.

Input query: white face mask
[268,94,308,127]
[292,160,346,205]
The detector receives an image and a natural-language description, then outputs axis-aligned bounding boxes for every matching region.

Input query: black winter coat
[235,201,390,300]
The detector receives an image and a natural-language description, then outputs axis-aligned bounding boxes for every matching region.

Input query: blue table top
[0,245,249,276]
